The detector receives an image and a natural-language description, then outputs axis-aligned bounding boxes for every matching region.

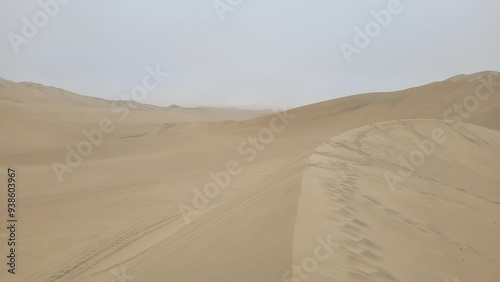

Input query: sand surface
[0,72,499,281]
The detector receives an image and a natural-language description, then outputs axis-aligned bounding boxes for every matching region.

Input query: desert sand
[0,71,499,282]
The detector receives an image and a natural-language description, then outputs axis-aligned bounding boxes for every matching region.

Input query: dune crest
[294,120,500,282]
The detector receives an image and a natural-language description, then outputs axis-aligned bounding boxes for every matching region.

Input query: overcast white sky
[0,0,499,108]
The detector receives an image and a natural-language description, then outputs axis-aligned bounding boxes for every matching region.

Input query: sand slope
[295,120,500,282]
[0,72,499,281]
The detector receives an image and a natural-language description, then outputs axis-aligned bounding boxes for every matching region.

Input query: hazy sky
[1,0,499,108]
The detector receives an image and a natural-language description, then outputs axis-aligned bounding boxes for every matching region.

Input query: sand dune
[295,120,500,282]
[0,72,499,281]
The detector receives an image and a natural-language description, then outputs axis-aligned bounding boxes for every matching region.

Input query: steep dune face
[294,120,500,282]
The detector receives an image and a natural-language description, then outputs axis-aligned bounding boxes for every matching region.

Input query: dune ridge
[294,120,500,282]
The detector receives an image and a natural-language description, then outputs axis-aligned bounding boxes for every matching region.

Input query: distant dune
[0,72,498,282]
